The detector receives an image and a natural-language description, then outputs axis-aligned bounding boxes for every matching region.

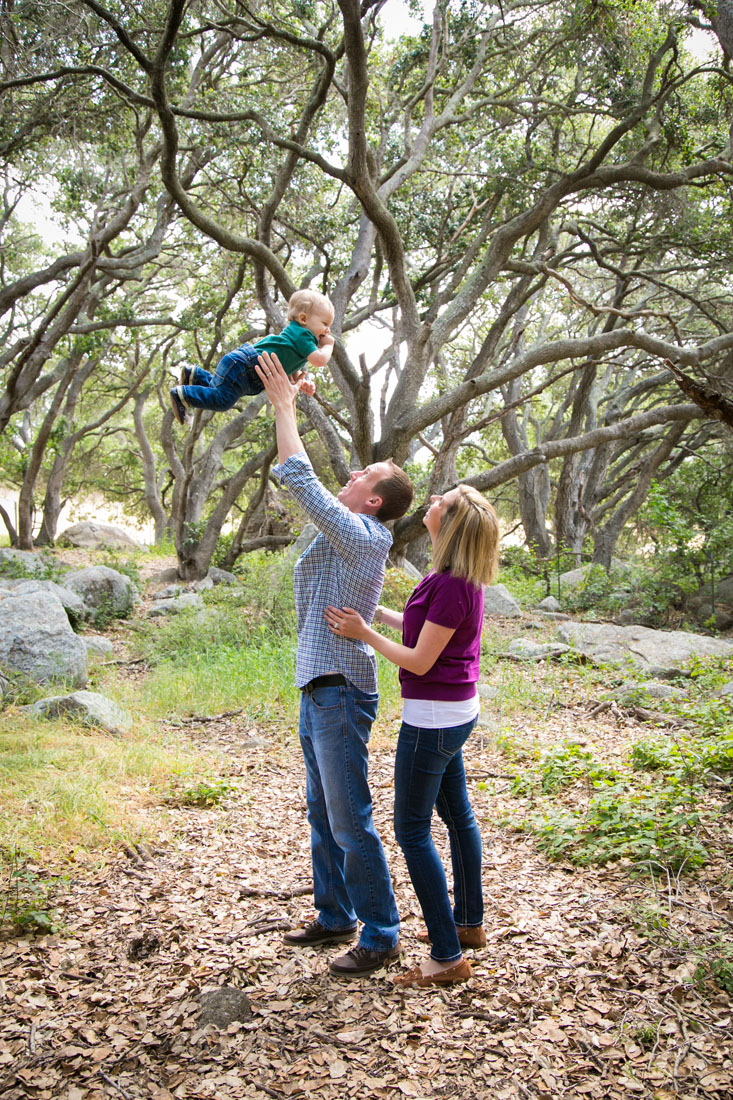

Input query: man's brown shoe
[393,957,472,988]
[328,943,400,976]
[416,925,486,948]
[283,919,357,947]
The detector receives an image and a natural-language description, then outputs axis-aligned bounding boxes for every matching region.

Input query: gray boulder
[6,579,89,627]
[198,986,252,1029]
[537,595,561,612]
[484,583,522,618]
[557,621,733,674]
[506,638,571,662]
[288,523,319,560]
[63,565,137,622]
[24,690,131,735]
[0,590,87,687]
[148,592,204,617]
[208,566,238,585]
[558,559,630,590]
[399,559,424,582]
[617,680,689,704]
[0,548,48,576]
[83,636,115,656]
[58,521,143,550]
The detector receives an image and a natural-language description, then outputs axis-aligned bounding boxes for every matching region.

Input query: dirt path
[2,698,731,1100]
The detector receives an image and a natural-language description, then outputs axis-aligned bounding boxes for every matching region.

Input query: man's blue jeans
[180,346,263,411]
[298,682,400,952]
[394,717,482,963]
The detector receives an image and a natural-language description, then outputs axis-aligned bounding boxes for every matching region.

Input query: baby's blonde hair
[432,484,500,588]
[288,289,334,323]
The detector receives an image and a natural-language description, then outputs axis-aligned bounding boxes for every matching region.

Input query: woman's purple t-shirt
[399,571,484,701]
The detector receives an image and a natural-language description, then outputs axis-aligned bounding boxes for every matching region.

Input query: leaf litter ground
[2,622,732,1100]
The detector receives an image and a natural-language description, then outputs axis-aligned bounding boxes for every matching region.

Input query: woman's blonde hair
[432,484,500,588]
[287,289,334,323]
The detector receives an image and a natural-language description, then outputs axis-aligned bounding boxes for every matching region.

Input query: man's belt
[301,673,347,693]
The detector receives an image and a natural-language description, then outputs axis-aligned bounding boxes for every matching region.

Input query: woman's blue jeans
[298,682,400,952]
[394,716,482,963]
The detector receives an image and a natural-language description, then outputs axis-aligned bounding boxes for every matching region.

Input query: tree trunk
[591,421,687,568]
[132,389,171,543]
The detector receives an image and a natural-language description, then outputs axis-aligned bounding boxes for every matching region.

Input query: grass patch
[0,710,213,863]
[494,657,733,873]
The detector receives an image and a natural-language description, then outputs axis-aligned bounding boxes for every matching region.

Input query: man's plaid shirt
[275,452,392,693]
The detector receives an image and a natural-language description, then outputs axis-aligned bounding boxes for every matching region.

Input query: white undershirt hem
[401,692,480,729]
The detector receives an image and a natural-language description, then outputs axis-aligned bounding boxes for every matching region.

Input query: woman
[325,484,500,987]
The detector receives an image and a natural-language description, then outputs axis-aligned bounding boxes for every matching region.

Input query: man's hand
[256,350,303,410]
[256,350,305,463]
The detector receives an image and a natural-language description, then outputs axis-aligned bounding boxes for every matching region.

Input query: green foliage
[131,553,300,722]
[695,938,733,995]
[0,848,64,935]
[497,547,545,606]
[512,740,619,796]
[0,552,65,583]
[168,779,231,808]
[381,567,419,613]
[499,663,733,873]
[530,781,707,871]
[99,549,142,592]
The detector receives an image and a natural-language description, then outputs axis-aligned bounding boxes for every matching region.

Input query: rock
[537,595,561,612]
[63,565,137,622]
[191,575,214,592]
[477,683,499,700]
[58,521,143,550]
[147,567,180,588]
[147,566,237,590]
[715,681,733,699]
[558,559,630,590]
[288,523,319,560]
[399,559,424,581]
[5,578,89,627]
[0,548,48,576]
[198,985,252,1029]
[557,621,733,674]
[126,931,160,960]
[83,636,115,656]
[617,680,689,703]
[693,601,733,632]
[25,690,132,735]
[483,583,522,618]
[148,592,204,617]
[534,610,572,622]
[0,590,87,687]
[155,584,185,599]
[506,639,571,662]
[208,566,238,585]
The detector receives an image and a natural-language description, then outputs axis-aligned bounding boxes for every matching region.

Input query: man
[255,350,414,977]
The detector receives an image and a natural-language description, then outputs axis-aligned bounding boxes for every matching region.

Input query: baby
[170,289,334,424]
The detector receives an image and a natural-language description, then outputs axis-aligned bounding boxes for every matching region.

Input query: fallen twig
[168,708,244,725]
[98,1070,133,1099]
[238,883,312,899]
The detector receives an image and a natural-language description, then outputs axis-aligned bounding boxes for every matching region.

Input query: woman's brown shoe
[416,925,486,949]
[393,957,472,988]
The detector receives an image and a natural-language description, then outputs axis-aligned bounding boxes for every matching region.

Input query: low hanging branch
[664,360,733,429]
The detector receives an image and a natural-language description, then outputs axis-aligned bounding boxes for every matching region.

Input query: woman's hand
[324,605,368,640]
